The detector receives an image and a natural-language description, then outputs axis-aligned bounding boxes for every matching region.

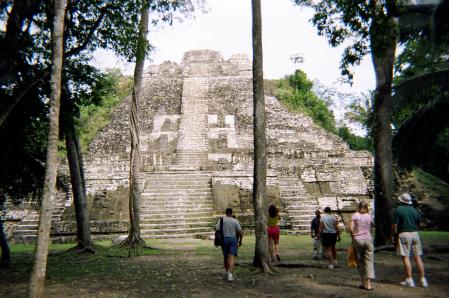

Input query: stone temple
[11,50,373,241]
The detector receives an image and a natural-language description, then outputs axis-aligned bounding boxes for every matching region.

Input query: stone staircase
[13,195,67,243]
[140,172,214,238]
[279,176,319,233]
[170,77,209,170]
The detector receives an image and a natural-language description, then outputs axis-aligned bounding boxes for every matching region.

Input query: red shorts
[268,226,280,242]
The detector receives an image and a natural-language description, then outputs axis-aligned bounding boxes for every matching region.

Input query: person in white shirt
[320,206,340,269]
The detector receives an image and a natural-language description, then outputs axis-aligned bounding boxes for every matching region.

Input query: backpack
[214,217,224,247]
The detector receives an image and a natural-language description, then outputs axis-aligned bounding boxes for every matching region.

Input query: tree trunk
[27,0,66,297]
[251,0,270,272]
[120,0,149,253]
[369,1,398,247]
[65,113,93,252]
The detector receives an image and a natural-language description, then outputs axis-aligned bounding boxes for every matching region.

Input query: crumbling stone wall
[80,49,373,236]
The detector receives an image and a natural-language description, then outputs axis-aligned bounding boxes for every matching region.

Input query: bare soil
[1,234,448,297]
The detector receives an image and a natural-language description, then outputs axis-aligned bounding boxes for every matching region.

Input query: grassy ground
[1,232,449,297]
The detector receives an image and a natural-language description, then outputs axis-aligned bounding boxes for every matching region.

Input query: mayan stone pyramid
[80,49,373,239]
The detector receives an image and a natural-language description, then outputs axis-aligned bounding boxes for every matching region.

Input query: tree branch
[0,69,50,130]
[65,4,112,57]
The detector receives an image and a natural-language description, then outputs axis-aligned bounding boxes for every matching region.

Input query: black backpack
[214,217,224,247]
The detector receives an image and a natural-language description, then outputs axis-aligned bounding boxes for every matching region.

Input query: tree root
[119,234,146,257]
[65,245,96,254]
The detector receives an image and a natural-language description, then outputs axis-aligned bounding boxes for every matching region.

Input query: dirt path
[1,235,448,297]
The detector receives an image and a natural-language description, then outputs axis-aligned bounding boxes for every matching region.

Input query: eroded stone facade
[80,49,373,238]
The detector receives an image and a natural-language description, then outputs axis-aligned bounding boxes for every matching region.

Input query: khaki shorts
[397,232,423,257]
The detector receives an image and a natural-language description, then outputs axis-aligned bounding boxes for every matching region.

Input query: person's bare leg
[414,255,425,278]
[402,256,412,278]
[228,254,235,273]
[224,256,229,273]
[326,246,333,265]
[332,246,337,263]
[268,238,275,261]
[274,240,280,259]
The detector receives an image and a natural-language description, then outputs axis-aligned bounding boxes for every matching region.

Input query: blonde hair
[358,201,369,213]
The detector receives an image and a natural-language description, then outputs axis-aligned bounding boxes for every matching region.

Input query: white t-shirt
[321,213,337,234]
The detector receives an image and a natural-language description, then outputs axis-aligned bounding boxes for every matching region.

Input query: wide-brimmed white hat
[398,193,412,205]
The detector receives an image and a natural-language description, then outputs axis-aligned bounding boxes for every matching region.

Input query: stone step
[141,188,211,193]
[144,180,210,185]
[14,229,39,235]
[286,210,318,216]
[141,198,212,204]
[291,224,311,230]
[142,231,213,239]
[144,175,210,179]
[140,211,212,219]
[141,192,211,197]
[288,217,314,223]
[142,216,212,223]
[169,166,201,170]
[143,184,211,189]
[141,204,213,210]
[141,208,213,214]
[16,224,39,229]
[141,226,213,235]
[140,222,212,229]
[13,235,37,243]
[285,204,318,209]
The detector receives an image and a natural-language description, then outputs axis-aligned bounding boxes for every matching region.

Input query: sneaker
[421,278,428,288]
[227,273,234,282]
[328,264,334,270]
[400,278,415,287]
[276,254,281,261]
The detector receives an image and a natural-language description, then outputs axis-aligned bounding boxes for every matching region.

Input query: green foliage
[0,0,200,202]
[338,126,372,152]
[412,166,449,198]
[276,69,372,151]
[77,69,133,152]
[276,70,337,133]
[392,31,449,183]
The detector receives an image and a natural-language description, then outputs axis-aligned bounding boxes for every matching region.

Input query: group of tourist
[215,193,428,290]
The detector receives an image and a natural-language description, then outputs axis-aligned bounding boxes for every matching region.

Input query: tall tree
[369,0,398,246]
[61,91,93,252]
[392,0,449,182]
[1,1,199,248]
[251,0,270,271]
[293,0,401,245]
[27,0,66,296]
[0,0,199,201]
[120,0,149,254]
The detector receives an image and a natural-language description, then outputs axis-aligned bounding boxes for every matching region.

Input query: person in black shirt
[311,209,323,260]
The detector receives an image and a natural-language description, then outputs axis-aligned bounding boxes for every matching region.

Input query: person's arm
[349,218,355,239]
[236,221,243,246]
[335,216,341,242]
[238,230,243,247]
[319,219,323,239]
[311,222,314,238]
[391,210,398,245]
